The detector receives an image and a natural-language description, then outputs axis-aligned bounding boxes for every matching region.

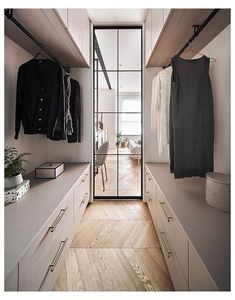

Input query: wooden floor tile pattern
[53,201,174,291]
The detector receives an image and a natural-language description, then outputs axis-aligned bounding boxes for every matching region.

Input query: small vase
[5,174,23,189]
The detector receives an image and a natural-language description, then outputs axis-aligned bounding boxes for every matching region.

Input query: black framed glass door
[93,26,142,199]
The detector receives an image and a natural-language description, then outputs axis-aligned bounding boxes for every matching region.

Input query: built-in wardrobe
[4,8,231,292]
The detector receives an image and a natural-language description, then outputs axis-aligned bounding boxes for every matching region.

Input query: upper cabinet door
[56,9,68,28]
[151,9,164,52]
[68,9,83,51]
[145,10,152,64]
[67,9,90,66]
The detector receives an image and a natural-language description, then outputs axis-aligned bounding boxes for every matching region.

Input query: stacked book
[4,180,30,204]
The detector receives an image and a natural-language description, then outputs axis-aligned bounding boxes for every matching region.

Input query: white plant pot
[5,174,23,189]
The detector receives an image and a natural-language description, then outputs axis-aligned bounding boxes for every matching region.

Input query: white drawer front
[73,166,90,232]
[189,242,218,291]
[157,217,188,291]
[145,169,157,228]
[157,187,188,280]
[74,192,89,231]
[19,189,73,291]
[40,237,70,291]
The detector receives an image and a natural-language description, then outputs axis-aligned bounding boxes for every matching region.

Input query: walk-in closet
[4,5,231,294]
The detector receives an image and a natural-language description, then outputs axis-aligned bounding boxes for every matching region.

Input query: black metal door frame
[93,25,143,199]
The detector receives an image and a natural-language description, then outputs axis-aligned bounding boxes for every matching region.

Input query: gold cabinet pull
[160,201,172,222]
[49,207,68,232]
[49,238,68,272]
[160,230,172,258]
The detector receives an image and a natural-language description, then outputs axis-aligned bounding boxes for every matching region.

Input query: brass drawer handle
[160,201,172,222]
[49,207,68,232]
[160,230,172,258]
[146,191,151,202]
[49,238,68,272]
[146,173,152,181]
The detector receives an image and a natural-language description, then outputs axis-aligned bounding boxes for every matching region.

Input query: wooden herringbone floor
[53,201,174,291]
[95,147,141,197]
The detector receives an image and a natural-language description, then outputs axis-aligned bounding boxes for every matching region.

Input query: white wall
[44,67,92,163]
[195,25,230,173]
[5,37,46,174]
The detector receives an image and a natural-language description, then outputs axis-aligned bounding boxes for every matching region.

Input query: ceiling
[87,9,148,25]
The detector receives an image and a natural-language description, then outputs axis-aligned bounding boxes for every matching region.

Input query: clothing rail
[4,9,69,72]
[164,9,220,68]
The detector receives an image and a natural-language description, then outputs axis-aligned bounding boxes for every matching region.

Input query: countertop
[5,163,90,278]
[146,163,230,291]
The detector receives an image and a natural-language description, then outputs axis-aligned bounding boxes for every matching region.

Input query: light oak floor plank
[54,201,174,291]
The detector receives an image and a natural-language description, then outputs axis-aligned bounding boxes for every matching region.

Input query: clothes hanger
[181,42,216,63]
[33,49,48,60]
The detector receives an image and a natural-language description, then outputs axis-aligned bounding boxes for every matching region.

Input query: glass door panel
[118,155,141,196]
[93,27,142,199]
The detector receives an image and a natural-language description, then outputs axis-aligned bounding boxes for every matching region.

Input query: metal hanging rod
[4,9,69,71]
[165,9,220,67]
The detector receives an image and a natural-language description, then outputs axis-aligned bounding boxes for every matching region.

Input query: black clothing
[15,59,64,140]
[169,55,214,178]
[67,79,81,143]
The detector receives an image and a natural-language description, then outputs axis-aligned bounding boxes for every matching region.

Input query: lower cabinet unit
[188,242,218,291]
[5,265,19,291]
[5,163,90,291]
[19,189,73,291]
[145,163,230,291]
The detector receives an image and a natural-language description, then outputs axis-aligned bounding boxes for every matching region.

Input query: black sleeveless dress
[169,55,214,178]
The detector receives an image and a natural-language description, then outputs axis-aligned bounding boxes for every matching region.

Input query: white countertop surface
[146,163,230,291]
[5,163,90,278]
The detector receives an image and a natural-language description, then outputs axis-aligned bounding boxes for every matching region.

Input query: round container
[5,173,23,189]
[206,172,230,213]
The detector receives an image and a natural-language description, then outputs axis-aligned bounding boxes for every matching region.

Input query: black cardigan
[15,59,64,140]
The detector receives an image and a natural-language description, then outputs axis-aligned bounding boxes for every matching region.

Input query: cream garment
[151,67,172,159]
[158,66,172,157]
[151,74,161,133]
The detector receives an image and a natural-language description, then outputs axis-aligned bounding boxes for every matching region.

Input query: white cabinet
[67,9,90,66]
[5,163,91,291]
[5,265,18,291]
[163,9,171,23]
[156,216,188,291]
[73,165,90,232]
[19,189,74,291]
[145,9,171,65]
[145,166,157,228]
[151,10,164,54]
[56,9,68,28]
[145,163,228,291]
[189,243,218,291]
[145,10,152,65]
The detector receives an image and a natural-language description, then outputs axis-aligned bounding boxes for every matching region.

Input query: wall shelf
[5,9,90,68]
[146,9,230,67]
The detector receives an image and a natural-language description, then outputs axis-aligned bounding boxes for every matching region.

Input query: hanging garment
[169,55,214,178]
[67,79,81,143]
[151,74,161,133]
[158,67,172,157]
[53,66,73,139]
[15,59,64,140]
[150,67,172,158]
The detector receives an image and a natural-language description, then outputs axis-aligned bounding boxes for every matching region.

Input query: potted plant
[4,146,30,189]
[115,132,122,146]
